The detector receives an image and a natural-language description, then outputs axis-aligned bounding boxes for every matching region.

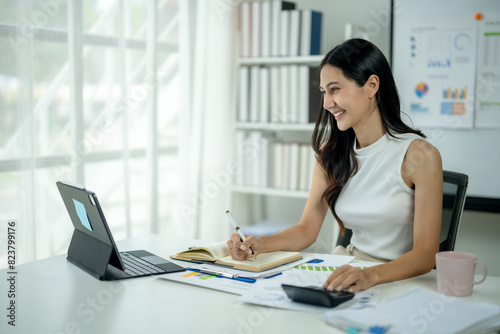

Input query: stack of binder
[239,1,323,58]
[235,131,314,191]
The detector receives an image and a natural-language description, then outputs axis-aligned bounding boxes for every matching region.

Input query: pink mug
[436,251,488,297]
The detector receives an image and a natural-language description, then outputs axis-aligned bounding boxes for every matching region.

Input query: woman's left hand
[323,264,377,293]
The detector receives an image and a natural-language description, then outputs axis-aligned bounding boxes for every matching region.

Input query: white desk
[1,234,499,334]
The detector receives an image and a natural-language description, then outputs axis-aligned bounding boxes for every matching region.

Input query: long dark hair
[311,38,425,236]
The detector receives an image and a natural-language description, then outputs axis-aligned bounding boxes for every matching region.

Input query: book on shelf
[261,0,272,57]
[171,241,302,272]
[260,135,270,187]
[289,10,301,56]
[281,142,290,188]
[272,0,296,57]
[237,65,322,124]
[280,9,291,56]
[289,65,300,123]
[251,1,261,57]
[238,66,250,122]
[272,141,282,188]
[300,10,322,56]
[249,66,260,122]
[282,66,293,123]
[308,66,322,122]
[269,66,281,122]
[259,67,270,122]
[298,65,309,123]
[239,1,252,57]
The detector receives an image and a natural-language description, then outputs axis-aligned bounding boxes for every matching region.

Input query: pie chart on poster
[415,82,428,98]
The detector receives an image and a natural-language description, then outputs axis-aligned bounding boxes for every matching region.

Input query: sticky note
[72,199,93,231]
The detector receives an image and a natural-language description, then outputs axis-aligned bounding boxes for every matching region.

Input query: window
[0,0,183,266]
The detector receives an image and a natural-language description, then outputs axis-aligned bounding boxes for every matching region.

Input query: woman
[227,38,443,293]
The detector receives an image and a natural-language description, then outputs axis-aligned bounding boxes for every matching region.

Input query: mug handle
[473,260,488,285]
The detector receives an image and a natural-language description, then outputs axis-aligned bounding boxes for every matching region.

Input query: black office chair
[440,170,468,251]
[336,170,469,252]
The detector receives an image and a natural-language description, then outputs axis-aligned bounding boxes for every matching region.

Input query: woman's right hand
[226,233,261,260]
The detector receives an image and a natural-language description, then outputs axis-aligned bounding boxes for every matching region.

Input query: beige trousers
[333,244,391,263]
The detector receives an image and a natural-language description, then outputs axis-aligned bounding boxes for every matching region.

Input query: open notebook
[171,241,302,272]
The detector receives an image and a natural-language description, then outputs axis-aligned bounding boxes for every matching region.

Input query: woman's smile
[332,109,346,120]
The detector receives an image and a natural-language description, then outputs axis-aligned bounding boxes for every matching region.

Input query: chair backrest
[335,170,469,252]
[440,170,468,251]
[336,226,352,248]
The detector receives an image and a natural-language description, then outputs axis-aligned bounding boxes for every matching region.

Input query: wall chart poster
[400,15,478,129]
[475,12,500,128]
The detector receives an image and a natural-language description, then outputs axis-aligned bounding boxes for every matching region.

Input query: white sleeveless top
[335,132,423,260]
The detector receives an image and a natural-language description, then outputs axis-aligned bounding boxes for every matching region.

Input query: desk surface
[1,234,499,334]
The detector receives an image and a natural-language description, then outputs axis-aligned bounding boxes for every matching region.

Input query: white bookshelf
[230,1,325,231]
[238,55,324,66]
[231,55,318,228]
[231,185,309,199]
[229,0,393,251]
[235,122,315,132]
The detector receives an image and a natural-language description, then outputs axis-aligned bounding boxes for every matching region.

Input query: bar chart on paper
[160,269,255,295]
[181,271,216,280]
[293,265,368,271]
[443,86,467,100]
[282,265,369,287]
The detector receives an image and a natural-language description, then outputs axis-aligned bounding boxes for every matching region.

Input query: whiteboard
[392,0,500,201]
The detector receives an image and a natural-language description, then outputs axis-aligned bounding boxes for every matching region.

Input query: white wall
[455,210,500,277]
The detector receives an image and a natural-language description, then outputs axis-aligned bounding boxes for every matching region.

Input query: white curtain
[0,0,238,269]
[178,0,239,241]
[0,0,185,266]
